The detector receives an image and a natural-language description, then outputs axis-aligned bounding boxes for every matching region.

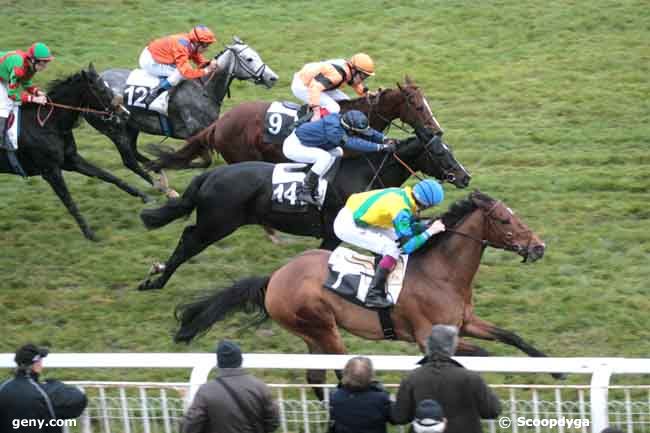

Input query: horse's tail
[174,276,270,343]
[140,170,209,229]
[146,128,214,171]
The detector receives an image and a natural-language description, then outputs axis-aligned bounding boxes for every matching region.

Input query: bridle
[228,44,268,85]
[361,134,454,191]
[37,75,117,127]
[445,200,534,259]
[203,44,269,97]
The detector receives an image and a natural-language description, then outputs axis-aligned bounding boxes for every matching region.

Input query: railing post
[186,361,214,409]
[590,362,613,433]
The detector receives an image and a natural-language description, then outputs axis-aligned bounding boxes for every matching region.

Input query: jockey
[333,179,446,309]
[292,53,376,121]
[140,25,219,106]
[283,110,396,206]
[0,42,53,150]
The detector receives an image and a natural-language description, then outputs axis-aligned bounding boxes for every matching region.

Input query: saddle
[263,101,314,145]
[324,246,408,308]
[123,69,170,116]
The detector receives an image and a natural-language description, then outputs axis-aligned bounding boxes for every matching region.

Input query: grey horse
[84,37,278,186]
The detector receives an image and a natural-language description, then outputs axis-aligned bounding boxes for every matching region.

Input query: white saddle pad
[124,69,169,115]
[4,106,19,150]
[271,163,328,207]
[328,246,408,305]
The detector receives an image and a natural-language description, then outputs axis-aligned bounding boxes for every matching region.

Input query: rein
[37,101,112,127]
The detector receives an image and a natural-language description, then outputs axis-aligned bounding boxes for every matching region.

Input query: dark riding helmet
[340,110,370,135]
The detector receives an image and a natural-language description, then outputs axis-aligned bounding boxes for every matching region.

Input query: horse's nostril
[533,245,545,257]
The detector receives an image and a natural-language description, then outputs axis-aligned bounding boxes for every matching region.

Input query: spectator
[600,428,623,433]
[412,400,447,433]
[392,325,501,433]
[329,356,393,433]
[181,340,280,433]
[0,343,87,433]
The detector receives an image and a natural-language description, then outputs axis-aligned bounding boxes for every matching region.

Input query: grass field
[1,0,649,384]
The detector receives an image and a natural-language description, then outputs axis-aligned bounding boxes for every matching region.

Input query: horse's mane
[414,190,496,252]
[41,69,97,129]
[46,70,88,99]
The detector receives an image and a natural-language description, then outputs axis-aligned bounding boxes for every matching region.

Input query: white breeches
[139,48,184,85]
[334,208,401,258]
[282,132,340,176]
[291,73,348,114]
[0,84,16,117]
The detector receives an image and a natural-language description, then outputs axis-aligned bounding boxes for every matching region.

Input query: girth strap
[377,308,397,340]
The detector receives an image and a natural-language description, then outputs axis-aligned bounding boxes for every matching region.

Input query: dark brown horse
[147,76,443,170]
[174,191,556,393]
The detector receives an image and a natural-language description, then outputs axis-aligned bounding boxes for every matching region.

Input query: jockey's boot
[298,170,320,206]
[143,79,172,107]
[365,265,392,309]
[0,116,8,149]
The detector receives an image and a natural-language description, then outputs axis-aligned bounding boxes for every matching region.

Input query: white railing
[2,354,649,433]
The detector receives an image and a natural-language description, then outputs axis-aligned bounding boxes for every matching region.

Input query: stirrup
[365,294,391,309]
[298,191,319,206]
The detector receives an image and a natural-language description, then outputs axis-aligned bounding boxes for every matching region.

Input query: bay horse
[146,76,444,170]
[0,65,146,241]
[173,191,555,395]
[84,37,278,186]
[137,134,471,291]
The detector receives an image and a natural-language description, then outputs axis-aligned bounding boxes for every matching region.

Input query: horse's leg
[118,126,154,185]
[319,236,341,251]
[462,314,566,379]
[455,338,490,356]
[64,152,151,203]
[304,341,328,401]
[138,217,242,291]
[263,226,284,245]
[41,168,97,241]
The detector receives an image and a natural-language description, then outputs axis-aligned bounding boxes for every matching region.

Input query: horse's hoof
[149,262,166,275]
[165,189,180,199]
[84,231,100,242]
[137,279,159,291]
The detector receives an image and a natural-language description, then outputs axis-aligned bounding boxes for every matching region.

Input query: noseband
[230,45,268,84]
[446,201,534,256]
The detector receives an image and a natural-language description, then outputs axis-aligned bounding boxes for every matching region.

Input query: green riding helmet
[28,42,54,62]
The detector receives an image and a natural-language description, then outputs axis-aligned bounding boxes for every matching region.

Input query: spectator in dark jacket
[392,325,501,433]
[0,343,87,433]
[182,340,280,433]
[329,356,394,433]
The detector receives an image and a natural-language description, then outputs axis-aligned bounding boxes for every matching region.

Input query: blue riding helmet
[340,110,370,135]
[412,179,444,208]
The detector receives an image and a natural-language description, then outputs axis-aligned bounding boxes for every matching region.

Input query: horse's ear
[404,75,414,85]
[396,82,403,91]
[88,63,97,75]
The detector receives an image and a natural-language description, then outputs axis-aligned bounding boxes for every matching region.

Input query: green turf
[0,0,648,384]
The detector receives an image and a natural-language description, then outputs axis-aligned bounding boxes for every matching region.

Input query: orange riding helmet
[189,25,217,44]
[349,53,375,76]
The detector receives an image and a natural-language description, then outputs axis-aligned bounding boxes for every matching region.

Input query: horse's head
[396,133,471,188]
[217,37,278,88]
[81,63,127,123]
[394,76,443,135]
[420,130,471,188]
[471,191,545,262]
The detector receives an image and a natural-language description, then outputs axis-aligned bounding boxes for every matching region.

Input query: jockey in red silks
[0,42,54,151]
[139,25,219,106]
